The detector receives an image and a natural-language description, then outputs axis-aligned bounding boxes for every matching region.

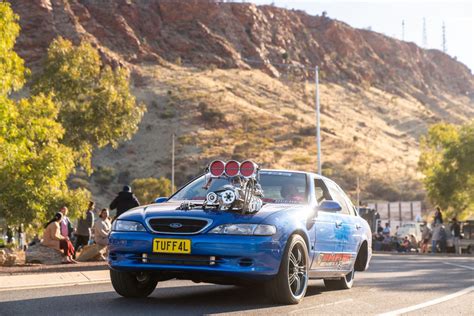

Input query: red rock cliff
[11,0,474,99]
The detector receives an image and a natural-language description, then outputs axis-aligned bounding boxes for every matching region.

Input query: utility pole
[422,17,428,48]
[171,133,175,193]
[401,20,405,41]
[442,21,447,53]
[315,66,322,175]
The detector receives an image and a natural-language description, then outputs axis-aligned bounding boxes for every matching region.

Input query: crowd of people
[373,207,463,254]
[1,185,140,264]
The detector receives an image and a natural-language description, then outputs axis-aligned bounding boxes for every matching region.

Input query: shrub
[292,155,312,165]
[283,113,298,121]
[292,136,304,147]
[132,177,175,204]
[178,135,195,145]
[69,177,90,190]
[118,170,131,184]
[160,107,176,119]
[198,102,226,125]
[94,166,116,186]
[298,126,315,136]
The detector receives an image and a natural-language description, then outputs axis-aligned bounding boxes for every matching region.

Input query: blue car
[109,160,372,304]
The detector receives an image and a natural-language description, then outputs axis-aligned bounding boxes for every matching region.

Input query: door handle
[335,220,343,228]
[355,224,362,230]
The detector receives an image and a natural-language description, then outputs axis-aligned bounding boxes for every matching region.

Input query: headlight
[112,220,147,232]
[208,224,276,236]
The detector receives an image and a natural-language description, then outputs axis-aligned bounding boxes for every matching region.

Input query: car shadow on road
[0,283,326,316]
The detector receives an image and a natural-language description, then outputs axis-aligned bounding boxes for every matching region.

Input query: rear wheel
[265,234,309,304]
[110,270,158,298]
[324,268,355,290]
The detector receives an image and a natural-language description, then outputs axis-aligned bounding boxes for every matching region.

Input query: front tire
[265,234,309,304]
[324,268,355,290]
[110,270,158,298]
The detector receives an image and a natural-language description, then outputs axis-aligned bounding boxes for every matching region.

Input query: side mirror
[318,200,342,212]
[154,197,168,204]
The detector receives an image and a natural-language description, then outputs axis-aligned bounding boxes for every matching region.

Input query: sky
[250,0,474,72]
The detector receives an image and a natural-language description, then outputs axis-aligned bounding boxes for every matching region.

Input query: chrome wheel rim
[288,243,308,298]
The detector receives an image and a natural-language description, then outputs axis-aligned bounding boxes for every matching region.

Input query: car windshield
[170,171,308,204]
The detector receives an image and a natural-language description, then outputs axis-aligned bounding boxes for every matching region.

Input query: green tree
[0,3,90,226]
[132,177,175,204]
[419,122,474,219]
[0,2,27,95]
[33,38,146,171]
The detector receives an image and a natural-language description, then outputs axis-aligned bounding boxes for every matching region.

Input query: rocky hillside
[11,0,474,205]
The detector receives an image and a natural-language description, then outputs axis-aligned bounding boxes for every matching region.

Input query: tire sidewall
[281,234,309,303]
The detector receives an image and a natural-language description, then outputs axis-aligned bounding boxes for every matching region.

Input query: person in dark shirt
[434,206,443,224]
[109,185,140,220]
[451,217,461,254]
[75,201,95,251]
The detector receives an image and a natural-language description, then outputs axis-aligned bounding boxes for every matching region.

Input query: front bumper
[108,232,283,279]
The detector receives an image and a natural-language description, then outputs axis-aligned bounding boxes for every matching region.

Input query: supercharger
[203,160,264,214]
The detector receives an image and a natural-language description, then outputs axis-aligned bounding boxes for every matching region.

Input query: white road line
[443,262,474,271]
[377,286,474,316]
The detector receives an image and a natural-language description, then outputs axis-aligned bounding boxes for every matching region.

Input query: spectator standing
[432,223,441,253]
[18,223,26,250]
[451,217,461,254]
[6,226,13,244]
[75,201,95,251]
[42,212,76,263]
[109,185,140,219]
[438,224,447,253]
[434,206,443,224]
[59,206,74,239]
[421,222,432,253]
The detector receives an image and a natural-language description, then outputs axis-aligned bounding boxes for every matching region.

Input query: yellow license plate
[153,238,191,254]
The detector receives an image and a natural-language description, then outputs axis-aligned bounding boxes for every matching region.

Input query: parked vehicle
[395,222,424,242]
[109,161,372,304]
[460,220,474,254]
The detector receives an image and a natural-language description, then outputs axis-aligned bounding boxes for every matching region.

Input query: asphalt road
[0,254,473,316]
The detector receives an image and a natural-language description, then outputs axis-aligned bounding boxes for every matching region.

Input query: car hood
[118,201,306,227]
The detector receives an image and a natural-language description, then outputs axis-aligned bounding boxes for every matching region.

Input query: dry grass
[89,63,473,205]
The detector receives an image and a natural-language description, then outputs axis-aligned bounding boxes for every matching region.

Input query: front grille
[147,217,211,234]
[138,254,221,266]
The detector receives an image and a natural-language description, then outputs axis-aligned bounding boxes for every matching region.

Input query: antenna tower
[442,21,447,53]
[422,17,428,47]
[402,20,405,41]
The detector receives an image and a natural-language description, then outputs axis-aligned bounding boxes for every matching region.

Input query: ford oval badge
[169,222,183,229]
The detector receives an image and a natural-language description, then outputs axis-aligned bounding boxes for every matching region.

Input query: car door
[337,185,362,257]
[324,181,352,255]
[310,178,341,270]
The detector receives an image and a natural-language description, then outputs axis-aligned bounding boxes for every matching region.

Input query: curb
[0,270,110,291]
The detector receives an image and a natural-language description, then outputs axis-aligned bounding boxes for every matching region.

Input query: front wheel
[265,234,309,304]
[110,270,158,298]
[324,268,355,290]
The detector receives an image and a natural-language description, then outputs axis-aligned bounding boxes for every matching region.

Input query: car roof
[260,168,332,182]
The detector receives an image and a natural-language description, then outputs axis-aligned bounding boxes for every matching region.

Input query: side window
[338,186,357,216]
[326,181,350,215]
[314,178,331,204]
